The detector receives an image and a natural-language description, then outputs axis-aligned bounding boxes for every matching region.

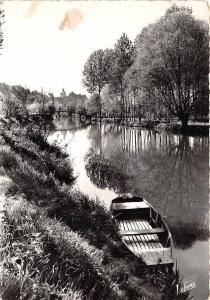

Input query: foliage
[101,85,122,117]
[12,85,30,108]
[86,93,102,116]
[0,83,26,119]
[82,49,112,95]
[0,83,58,141]
[109,33,134,98]
[133,5,208,129]
[76,102,87,115]
[26,101,40,114]
[82,34,134,118]
[0,7,4,51]
[143,265,191,300]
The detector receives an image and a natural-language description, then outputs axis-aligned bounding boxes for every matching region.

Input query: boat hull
[111,196,174,266]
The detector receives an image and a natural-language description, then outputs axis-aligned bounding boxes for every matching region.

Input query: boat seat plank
[119,228,164,236]
[120,220,144,251]
[127,220,157,260]
[132,219,163,249]
[129,221,154,252]
[121,220,139,253]
[140,219,153,229]
[140,220,163,249]
[126,220,143,252]
[129,221,149,252]
[129,219,156,253]
[124,220,140,252]
[112,202,149,210]
[142,221,163,249]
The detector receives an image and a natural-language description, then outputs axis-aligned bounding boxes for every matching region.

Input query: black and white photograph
[0,1,209,299]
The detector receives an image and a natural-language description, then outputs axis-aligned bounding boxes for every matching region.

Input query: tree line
[0,82,88,118]
[82,5,209,130]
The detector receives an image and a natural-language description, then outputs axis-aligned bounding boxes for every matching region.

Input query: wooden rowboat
[111,195,174,266]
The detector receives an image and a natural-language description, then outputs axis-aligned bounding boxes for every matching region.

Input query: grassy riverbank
[0,119,189,300]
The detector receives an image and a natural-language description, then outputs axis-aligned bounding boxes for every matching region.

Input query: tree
[66,92,87,115]
[0,83,26,119]
[134,5,208,130]
[86,93,101,116]
[109,33,134,117]
[82,49,111,95]
[83,49,112,119]
[12,85,30,109]
[101,85,122,118]
[192,80,208,121]
[124,62,143,121]
[2,91,21,119]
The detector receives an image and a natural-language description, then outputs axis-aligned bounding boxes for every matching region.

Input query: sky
[0,0,208,96]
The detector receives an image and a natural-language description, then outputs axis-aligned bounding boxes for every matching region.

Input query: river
[49,118,209,300]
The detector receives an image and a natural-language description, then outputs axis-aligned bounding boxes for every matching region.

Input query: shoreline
[54,115,209,137]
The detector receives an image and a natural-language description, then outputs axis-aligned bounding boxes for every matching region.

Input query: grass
[1,128,75,185]
[1,194,112,299]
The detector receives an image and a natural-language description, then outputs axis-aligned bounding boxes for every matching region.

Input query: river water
[49,119,209,300]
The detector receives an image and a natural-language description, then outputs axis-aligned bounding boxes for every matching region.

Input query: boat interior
[111,196,173,266]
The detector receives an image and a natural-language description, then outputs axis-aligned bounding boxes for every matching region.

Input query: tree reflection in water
[85,124,209,250]
[85,149,128,194]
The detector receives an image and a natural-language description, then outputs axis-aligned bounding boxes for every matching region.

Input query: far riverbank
[58,113,209,136]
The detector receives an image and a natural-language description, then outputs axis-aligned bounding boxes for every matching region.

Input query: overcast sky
[0,0,208,96]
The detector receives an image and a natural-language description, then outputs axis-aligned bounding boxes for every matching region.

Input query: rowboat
[111,195,174,266]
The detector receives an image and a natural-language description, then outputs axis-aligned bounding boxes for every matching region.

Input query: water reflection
[55,115,88,131]
[85,150,128,193]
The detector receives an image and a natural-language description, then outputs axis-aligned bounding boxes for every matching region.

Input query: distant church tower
[60,88,66,98]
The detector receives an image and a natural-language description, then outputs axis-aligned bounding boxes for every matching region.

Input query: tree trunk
[98,91,102,124]
[99,106,102,124]
[180,117,189,132]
